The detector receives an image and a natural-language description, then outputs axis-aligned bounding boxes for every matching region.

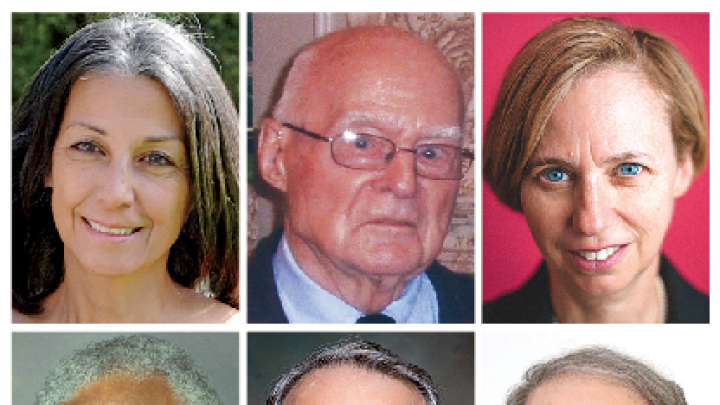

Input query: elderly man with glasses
[251,25,474,324]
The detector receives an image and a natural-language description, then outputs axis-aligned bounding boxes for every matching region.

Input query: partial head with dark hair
[268,340,438,405]
[507,346,687,405]
[12,13,238,322]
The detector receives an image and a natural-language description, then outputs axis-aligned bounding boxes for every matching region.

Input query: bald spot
[283,25,463,127]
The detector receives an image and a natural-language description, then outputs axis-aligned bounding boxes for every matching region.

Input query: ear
[257,117,289,192]
[672,151,695,198]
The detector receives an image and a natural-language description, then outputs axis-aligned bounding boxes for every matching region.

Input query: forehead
[533,67,672,160]
[286,365,425,405]
[527,374,646,405]
[66,372,181,405]
[304,35,463,138]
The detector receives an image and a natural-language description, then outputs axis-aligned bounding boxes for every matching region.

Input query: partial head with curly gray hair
[507,346,687,405]
[34,334,223,405]
[267,340,438,405]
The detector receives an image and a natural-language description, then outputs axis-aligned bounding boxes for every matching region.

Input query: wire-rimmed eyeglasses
[282,123,474,180]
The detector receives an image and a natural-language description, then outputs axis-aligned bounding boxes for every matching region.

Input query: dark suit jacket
[248,229,475,323]
[483,255,709,323]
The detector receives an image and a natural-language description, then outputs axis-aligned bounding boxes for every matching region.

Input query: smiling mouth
[574,246,621,261]
[84,218,141,236]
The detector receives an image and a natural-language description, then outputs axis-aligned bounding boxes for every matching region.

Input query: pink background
[482,13,710,302]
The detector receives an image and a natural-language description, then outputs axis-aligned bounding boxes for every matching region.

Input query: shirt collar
[273,234,438,323]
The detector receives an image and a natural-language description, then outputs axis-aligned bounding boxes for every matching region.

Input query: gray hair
[507,347,687,405]
[34,334,223,404]
[267,340,439,405]
[13,13,239,314]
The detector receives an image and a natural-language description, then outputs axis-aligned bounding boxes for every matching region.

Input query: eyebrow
[526,152,658,171]
[339,111,463,140]
[63,121,184,143]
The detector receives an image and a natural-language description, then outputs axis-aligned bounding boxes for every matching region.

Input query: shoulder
[249,229,283,265]
[661,255,709,323]
[426,261,475,323]
[247,229,288,323]
[482,263,554,323]
[174,288,239,323]
[12,309,38,323]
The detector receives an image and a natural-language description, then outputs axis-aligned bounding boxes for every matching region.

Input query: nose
[374,149,418,198]
[97,159,135,208]
[572,174,610,236]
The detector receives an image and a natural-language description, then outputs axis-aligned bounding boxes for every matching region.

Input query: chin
[357,248,427,277]
[73,253,155,277]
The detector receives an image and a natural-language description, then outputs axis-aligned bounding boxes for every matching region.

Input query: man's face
[285,365,426,405]
[279,37,463,288]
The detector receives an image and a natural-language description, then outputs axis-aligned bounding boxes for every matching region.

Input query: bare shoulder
[12,309,39,323]
[175,288,238,324]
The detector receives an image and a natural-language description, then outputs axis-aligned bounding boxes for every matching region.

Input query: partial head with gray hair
[267,340,439,405]
[34,334,223,404]
[13,13,239,315]
[507,346,687,405]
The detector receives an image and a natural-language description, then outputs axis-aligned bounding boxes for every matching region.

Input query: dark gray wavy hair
[267,340,439,405]
[506,346,687,405]
[13,13,239,314]
[34,334,223,404]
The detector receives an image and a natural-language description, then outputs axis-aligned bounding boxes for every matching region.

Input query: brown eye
[71,141,101,153]
[143,152,174,166]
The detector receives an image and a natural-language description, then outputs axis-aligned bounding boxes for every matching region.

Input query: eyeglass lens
[332,131,467,179]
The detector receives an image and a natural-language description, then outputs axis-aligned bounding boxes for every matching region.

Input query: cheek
[423,182,459,227]
[520,184,567,238]
[136,173,193,225]
[616,185,675,234]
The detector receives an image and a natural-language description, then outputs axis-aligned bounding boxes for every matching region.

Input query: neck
[285,232,412,314]
[43,260,185,323]
[549,261,664,324]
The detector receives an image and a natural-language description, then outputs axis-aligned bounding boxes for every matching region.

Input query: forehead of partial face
[526,373,647,405]
[537,66,673,165]
[299,26,463,128]
[64,372,183,405]
[284,365,426,405]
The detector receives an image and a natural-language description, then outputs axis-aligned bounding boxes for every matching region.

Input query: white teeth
[87,219,137,235]
[578,246,620,261]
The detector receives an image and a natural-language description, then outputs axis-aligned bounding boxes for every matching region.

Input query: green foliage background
[12,12,239,110]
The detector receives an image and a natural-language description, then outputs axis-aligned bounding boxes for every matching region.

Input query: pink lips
[569,245,627,272]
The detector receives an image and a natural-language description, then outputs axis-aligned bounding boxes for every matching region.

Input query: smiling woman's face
[520,67,694,298]
[47,73,192,277]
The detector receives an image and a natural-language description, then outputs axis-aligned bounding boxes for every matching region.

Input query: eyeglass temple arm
[282,123,331,142]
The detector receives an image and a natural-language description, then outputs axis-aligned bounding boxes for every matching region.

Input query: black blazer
[482,255,708,323]
[248,229,475,323]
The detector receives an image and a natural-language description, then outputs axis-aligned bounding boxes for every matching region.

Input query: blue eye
[619,163,643,176]
[543,168,569,182]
